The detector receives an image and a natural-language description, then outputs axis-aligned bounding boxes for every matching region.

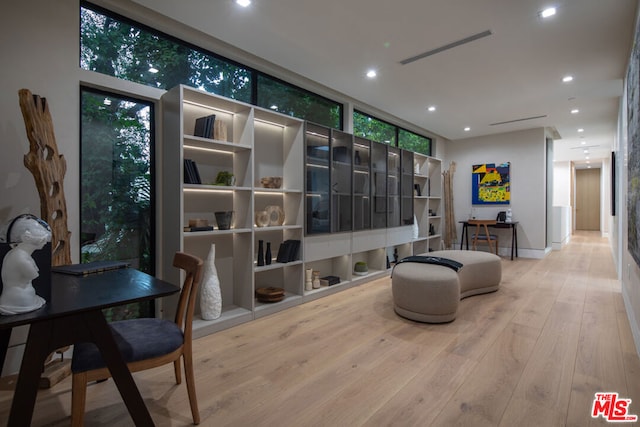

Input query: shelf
[184,135,251,153]
[254,260,303,272]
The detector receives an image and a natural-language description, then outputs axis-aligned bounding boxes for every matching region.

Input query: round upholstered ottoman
[429,250,501,298]
[392,262,460,323]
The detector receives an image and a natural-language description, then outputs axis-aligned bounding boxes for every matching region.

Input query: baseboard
[622,284,640,359]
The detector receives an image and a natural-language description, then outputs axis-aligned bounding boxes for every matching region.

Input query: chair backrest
[172,252,204,344]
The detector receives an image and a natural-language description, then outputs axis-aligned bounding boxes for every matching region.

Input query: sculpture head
[5,214,52,250]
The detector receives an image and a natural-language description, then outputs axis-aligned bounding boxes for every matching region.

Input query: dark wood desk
[459,220,519,260]
[0,268,179,426]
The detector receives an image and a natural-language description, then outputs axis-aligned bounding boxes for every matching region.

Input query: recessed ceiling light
[571,109,579,114]
[583,149,589,154]
[586,156,590,160]
[562,75,573,83]
[427,106,436,112]
[366,69,377,78]
[578,128,584,132]
[464,127,471,132]
[540,7,556,18]
[581,141,586,145]
[236,0,251,7]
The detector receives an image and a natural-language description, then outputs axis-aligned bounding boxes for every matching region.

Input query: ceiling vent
[399,30,493,65]
[489,115,547,126]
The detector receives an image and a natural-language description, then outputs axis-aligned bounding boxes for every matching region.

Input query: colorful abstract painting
[472,162,510,205]
[627,20,640,268]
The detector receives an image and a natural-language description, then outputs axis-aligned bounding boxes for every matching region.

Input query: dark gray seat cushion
[71,318,183,373]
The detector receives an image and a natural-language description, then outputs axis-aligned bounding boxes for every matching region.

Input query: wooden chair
[70,252,204,426]
[468,219,499,255]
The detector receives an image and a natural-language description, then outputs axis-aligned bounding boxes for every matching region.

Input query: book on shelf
[276,239,300,263]
[320,275,341,286]
[183,159,202,184]
[183,225,214,232]
[194,114,216,138]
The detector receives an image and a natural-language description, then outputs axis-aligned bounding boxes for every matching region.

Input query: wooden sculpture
[18,89,71,267]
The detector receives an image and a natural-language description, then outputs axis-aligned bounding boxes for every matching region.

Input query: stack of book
[193,114,216,139]
[184,159,202,184]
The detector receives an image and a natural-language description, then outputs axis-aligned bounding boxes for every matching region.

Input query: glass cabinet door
[305,123,331,234]
[401,149,414,226]
[331,129,352,232]
[353,137,371,230]
[387,146,401,227]
[371,141,387,229]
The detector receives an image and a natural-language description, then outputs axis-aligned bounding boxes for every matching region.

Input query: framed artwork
[472,162,510,205]
[628,23,640,268]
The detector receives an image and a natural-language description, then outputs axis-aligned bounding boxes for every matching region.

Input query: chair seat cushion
[471,234,498,240]
[71,318,184,373]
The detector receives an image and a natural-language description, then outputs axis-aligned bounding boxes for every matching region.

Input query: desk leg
[7,312,154,427]
[0,329,10,377]
[8,322,55,426]
[514,226,518,258]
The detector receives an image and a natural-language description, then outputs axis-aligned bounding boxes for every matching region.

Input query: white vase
[412,214,419,240]
[200,243,222,320]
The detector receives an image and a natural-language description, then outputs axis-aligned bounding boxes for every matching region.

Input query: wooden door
[575,168,600,230]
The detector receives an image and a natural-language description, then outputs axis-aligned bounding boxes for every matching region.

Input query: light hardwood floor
[1,231,639,426]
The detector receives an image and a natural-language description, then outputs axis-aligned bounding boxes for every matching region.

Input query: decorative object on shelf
[200,243,222,320]
[393,248,399,264]
[260,176,282,189]
[213,120,227,141]
[188,218,208,228]
[276,239,300,263]
[353,261,368,276]
[429,223,435,236]
[414,160,420,175]
[386,256,391,269]
[214,171,235,186]
[414,183,421,197]
[265,205,285,226]
[320,275,340,286]
[506,208,513,222]
[255,210,269,227]
[312,271,321,289]
[265,242,272,265]
[305,268,313,291]
[0,214,51,315]
[183,225,214,232]
[354,150,361,165]
[215,211,234,230]
[255,286,285,303]
[412,215,419,239]
[257,240,265,266]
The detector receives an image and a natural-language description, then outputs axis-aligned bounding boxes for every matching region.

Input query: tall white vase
[200,243,222,320]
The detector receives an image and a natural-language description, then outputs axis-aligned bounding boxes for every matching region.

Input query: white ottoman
[391,250,501,323]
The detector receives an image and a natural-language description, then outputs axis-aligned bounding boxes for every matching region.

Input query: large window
[353,110,432,155]
[80,2,341,128]
[399,129,431,155]
[257,74,342,129]
[353,110,397,145]
[80,88,154,319]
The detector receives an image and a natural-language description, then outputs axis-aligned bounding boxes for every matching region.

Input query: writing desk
[0,268,179,426]
[459,220,519,260]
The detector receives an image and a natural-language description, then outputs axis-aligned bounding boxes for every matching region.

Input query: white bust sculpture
[0,215,51,315]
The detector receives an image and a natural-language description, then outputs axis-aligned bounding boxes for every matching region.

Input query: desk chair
[70,252,204,425]
[468,219,499,255]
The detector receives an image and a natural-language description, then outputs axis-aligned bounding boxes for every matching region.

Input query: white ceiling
[133,0,637,166]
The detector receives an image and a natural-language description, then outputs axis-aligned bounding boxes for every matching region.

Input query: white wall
[445,128,548,258]
[553,161,572,206]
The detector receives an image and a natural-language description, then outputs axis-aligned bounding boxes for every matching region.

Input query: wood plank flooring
[1,231,638,426]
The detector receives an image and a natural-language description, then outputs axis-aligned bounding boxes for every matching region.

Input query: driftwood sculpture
[18,89,71,267]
